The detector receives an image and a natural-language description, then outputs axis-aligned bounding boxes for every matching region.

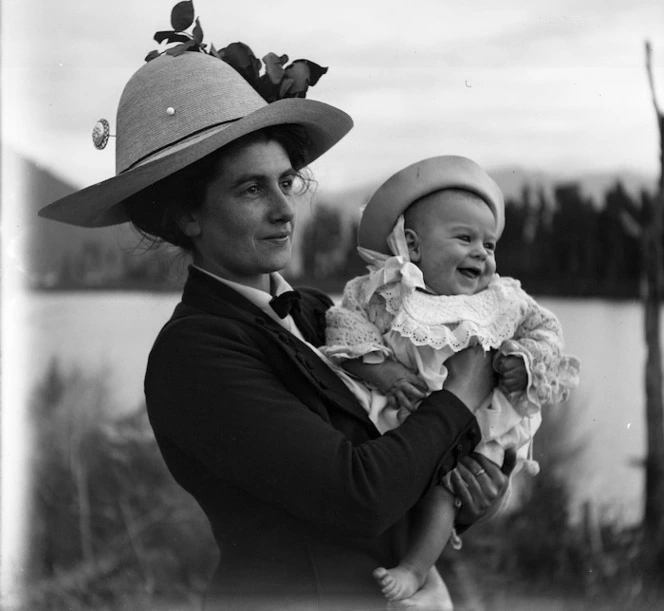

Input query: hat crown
[116,52,266,173]
[359,155,505,254]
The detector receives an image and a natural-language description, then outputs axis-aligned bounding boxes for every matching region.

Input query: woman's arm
[146,316,491,538]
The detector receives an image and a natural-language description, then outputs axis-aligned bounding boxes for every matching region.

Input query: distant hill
[4,149,143,286]
[489,166,655,206]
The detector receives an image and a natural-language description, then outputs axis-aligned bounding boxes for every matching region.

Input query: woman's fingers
[464,452,512,496]
[450,468,486,524]
[457,458,497,504]
[451,453,515,527]
[449,469,473,507]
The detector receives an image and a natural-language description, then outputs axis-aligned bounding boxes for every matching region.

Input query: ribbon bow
[269,290,301,319]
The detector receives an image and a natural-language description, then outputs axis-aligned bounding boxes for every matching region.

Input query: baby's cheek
[486,255,497,276]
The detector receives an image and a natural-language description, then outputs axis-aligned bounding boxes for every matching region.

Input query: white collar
[191,265,296,327]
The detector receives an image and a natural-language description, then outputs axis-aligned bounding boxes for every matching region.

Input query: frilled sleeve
[321,274,396,364]
[498,286,580,414]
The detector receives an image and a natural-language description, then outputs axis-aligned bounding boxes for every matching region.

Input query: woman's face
[183,137,300,292]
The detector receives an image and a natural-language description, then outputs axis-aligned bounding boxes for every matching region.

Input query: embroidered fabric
[322,276,396,363]
[390,277,530,351]
[323,215,580,415]
[322,213,580,483]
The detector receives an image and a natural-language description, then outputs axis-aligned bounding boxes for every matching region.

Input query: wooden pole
[642,40,664,555]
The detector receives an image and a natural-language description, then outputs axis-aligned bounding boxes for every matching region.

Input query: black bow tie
[269,290,301,319]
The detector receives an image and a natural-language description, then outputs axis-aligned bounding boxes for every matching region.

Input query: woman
[39,45,514,610]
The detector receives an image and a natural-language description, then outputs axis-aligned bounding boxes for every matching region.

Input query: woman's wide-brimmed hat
[38,51,353,227]
[358,155,505,254]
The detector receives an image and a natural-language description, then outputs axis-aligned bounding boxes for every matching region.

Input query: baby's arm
[322,275,394,363]
[322,275,428,413]
[498,292,580,409]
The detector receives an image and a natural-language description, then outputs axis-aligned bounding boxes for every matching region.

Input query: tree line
[300,180,651,299]
[32,178,653,298]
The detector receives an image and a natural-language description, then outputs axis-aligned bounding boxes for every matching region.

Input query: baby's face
[407,190,497,296]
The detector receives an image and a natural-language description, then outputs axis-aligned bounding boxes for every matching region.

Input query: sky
[2,0,664,196]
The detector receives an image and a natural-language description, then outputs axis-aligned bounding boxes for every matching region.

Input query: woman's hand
[389,566,453,610]
[449,449,517,527]
[444,346,496,411]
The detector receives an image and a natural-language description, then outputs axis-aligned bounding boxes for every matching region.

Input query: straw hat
[358,155,505,254]
[38,51,353,227]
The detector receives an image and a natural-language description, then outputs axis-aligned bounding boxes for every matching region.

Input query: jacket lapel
[180,269,379,431]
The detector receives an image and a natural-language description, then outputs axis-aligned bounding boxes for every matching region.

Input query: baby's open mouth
[458,267,481,279]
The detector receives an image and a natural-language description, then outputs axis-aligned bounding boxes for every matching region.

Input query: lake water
[8,290,658,525]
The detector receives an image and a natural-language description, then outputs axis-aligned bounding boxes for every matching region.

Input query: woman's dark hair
[124,123,311,251]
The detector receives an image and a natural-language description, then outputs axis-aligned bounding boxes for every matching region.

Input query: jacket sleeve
[145,314,479,538]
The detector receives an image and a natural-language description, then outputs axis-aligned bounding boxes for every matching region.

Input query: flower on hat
[145,1,328,102]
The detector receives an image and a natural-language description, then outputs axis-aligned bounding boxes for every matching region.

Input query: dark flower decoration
[145,1,328,102]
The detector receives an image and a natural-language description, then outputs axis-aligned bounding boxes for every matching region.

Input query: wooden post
[643,40,664,556]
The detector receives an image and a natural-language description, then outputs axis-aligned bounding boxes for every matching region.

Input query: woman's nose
[269,186,295,222]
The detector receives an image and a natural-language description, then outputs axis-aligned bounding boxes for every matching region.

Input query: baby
[321,156,580,601]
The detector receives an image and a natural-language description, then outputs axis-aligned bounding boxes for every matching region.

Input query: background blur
[2,0,664,609]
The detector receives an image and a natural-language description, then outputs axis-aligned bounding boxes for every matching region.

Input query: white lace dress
[321,220,580,475]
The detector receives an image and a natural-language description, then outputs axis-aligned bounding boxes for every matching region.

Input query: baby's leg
[373,485,456,601]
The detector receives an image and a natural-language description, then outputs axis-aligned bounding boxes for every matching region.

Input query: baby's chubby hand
[494,354,528,393]
[373,360,429,414]
[342,358,428,415]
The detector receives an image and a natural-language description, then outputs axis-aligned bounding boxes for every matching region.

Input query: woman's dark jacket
[145,267,481,610]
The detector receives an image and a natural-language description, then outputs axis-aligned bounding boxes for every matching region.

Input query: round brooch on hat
[92,118,111,150]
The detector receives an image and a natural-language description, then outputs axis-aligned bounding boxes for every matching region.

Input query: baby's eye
[458,234,471,242]
[485,242,496,251]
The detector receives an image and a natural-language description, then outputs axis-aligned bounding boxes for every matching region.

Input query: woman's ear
[404,228,421,262]
[177,212,201,238]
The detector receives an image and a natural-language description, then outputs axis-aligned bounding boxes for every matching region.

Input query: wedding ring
[474,468,486,477]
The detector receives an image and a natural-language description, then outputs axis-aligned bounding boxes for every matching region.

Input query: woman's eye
[281,178,294,191]
[245,185,260,195]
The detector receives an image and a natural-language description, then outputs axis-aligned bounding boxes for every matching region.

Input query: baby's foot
[372,565,423,601]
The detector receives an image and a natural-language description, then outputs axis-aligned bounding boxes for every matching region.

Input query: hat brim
[358,156,505,254]
[38,98,353,227]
